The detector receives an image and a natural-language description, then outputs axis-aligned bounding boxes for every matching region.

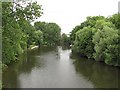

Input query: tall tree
[34,22,61,46]
[2,1,43,64]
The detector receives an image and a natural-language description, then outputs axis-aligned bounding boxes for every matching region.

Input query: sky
[35,0,119,34]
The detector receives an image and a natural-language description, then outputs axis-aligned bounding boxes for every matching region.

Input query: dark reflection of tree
[118,70,120,89]
[61,45,70,50]
[13,46,58,74]
[39,46,58,53]
[3,46,59,88]
[70,53,119,88]
[2,68,20,88]
[17,53,39,73]
[2,50,38,88]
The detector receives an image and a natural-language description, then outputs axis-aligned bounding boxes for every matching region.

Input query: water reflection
[2,46,120,88]
[61,45,71,50]
[3,46,58,88]
[70,53,119,88]
[2,67,20,88]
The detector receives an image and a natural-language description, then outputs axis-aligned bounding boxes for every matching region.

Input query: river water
[2,46,120,88]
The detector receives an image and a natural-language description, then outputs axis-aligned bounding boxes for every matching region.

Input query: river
[2,46,120,88]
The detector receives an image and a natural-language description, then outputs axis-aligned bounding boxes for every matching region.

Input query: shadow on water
[2,46,58,88]
[70,53,120,88]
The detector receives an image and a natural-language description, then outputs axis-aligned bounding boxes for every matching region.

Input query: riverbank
[2,45,39,70]
[1,45,40,89]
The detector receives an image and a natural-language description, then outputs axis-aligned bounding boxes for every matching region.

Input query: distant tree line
[34,22,61,46]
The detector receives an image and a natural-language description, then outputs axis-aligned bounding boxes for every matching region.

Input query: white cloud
[35,0,119,34]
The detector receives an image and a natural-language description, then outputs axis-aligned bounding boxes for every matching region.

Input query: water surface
[3,46,119,88]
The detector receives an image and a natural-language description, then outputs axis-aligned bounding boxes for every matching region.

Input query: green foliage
[70,25,82,45]
[17,20,43,47]
[34,21,46,31]
[95,19,115,29]
[2,1,62,65]
[13,1,43,22]
[70,16,105,44]
[107,14,120,29]
[2,1,43,65]
[34,22,61,46]
[33,30,43,46]
[2,2,25,64]
[61,33,70,46]
[2,1,119,67]
[72,27,95,59]
[93,26,119,65]
[71,15,120,66]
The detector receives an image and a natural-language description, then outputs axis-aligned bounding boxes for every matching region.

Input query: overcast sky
[35,0,119,34]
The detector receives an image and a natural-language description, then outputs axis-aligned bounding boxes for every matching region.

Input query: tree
[33,30,43,46]
[13,1,43,22]
[107,14,120,30]
[72,27,95,59]
[70,16,105,45]
[70,25,82,45]
[2,2,25,64]
[2,1,43,65]
[70,15,120,66]
[34,22,61,46]
[93,26,119,66]
[61,33,70,46]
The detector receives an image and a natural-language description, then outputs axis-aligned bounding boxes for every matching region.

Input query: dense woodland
[1,1,120,69]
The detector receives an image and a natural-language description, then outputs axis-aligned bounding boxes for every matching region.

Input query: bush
[93,26,119,66]
[72,27,96,59]
[71,15,120,66]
